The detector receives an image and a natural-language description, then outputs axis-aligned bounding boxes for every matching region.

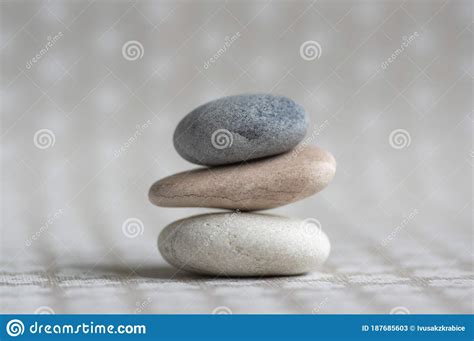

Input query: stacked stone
[149,94,336,276]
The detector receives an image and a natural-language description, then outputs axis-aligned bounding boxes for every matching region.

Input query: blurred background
[1,0,472,314]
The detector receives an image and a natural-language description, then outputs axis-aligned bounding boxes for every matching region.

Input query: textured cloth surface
[0,0,472,314]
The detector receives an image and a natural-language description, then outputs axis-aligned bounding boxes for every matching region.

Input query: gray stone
[173,94,309,166]
[158,213,330,276]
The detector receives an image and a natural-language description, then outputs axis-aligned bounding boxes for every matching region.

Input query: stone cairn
[149,94,336,276]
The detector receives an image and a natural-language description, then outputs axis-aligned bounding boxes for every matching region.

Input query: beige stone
[149,146,336,211]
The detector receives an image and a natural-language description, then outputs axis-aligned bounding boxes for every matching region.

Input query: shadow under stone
[64,263,202,281]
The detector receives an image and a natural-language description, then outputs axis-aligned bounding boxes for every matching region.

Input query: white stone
[158,213,330,276]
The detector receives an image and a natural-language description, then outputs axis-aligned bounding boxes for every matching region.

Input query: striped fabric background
[1,0,472,313]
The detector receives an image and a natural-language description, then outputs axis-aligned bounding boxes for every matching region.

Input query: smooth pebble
[173,94,309,166]
[149,146,336,211]
[158,213,331,276]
